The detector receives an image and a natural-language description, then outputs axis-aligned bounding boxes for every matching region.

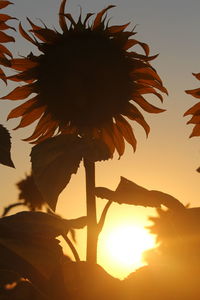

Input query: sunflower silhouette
[4,0,167,156]
[17,172,44,210]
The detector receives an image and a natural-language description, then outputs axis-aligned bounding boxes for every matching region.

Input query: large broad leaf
[31,134,83,210]
[0,211,87,280]
[96,177,185,210]
[0,124,14,168]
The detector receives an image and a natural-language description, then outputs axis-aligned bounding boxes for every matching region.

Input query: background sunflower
[185,73,200,138]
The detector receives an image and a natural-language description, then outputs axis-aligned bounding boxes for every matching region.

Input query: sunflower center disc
[38,32,133,127]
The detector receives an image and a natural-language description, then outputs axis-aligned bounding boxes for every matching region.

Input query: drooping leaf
[96,177,185,210]
[0,211,86,280]
[0,124,14,167]
[31,134,83,210]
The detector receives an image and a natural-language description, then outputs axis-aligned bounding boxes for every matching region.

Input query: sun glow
[98,224,156,279]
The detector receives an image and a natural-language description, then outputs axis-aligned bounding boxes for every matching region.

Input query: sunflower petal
[0,56,11,67]
[0,67,6,83]
[136,78,168,94]
[7,96,38,120]
[192,73,200,80]
[123,39,138,50]
[83,13,94,26]
[190,124,200,137]
[101,124,115,156]
[0,31,14,43]
[59,0,68,31]
[0,44,12,57]
[11,58,38,71]
[28,120,58,144]
[1,84,34,100]
[129,51,159,62]
[183,102,200,116]
[187,115,200,124]
[63,13,77,27]
[14,107,45,129]
[0,13,16,22]
[185,88,200,99]
[133,67,163,84]
[23,113,52,142]
[137,41,150,56]
[106,23,130,34]
[115,115,136,151]
[124,103,150,136]
[26,17,43,31]
[30,126,54,143]
[2,84,35,100]
[0,1,13,9]
[124,39,149,55]
[93,5,115,29]
[135,84,163,102]
[112,123,125,157]
[7,68,37,83]
[0,21,14,31]
[19,22,37,45]
[133,95,165,113]
[30,28,58,43]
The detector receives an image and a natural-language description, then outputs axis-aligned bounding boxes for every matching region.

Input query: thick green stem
[84,158,98,264]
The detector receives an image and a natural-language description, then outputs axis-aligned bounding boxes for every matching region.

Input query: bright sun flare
[105,225,155,266]
[98,224,156,279]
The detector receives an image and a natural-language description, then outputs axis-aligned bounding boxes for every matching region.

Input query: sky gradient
[0,0,200,278]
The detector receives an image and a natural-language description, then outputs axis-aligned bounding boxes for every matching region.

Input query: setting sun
[98,223,156,279]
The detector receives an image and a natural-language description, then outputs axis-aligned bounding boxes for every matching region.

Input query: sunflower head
[17,173,45,210]
[4,0,167,157]
[148,207,200,263]
[185,73,200,137]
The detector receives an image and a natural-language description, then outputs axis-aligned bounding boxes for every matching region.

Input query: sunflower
[185,73,200,137]
[0,0,15,83]
[17,172,45,210]
[4,0,167,156]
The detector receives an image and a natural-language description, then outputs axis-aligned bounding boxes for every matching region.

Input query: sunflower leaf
[31,134,83,210]
[96,177,185,210]
[0,124,14,168]
[0,211,86,281]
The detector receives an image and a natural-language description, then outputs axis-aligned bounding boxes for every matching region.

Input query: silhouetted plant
[2,172,45,216]
[2,0,167,265]
[0,0,174,299]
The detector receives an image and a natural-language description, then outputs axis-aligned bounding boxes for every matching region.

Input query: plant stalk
[84,158,98,264]
[62,234,80,262]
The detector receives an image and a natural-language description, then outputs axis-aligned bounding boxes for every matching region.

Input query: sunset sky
[0,0,200,278]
